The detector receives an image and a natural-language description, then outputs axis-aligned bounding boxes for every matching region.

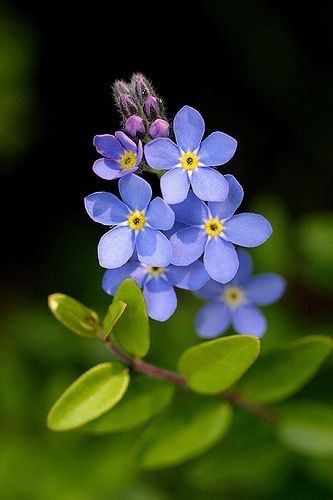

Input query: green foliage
[134,398,232,469]
[276,401,333,457]
[48,293,99,339]
[236,336,332,403]
[84,378,174,434]
[47,362,129,431]
[179,335,260,394]
[112,279,150,357]
[103,300,127,339]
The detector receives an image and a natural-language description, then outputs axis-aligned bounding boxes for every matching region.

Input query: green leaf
[102,300,127,339]
[47,362,129,431]
[48,293,99,339]
[179,335,260,394]
[135,399,232,469]
[112,279,150,357]
[84,378,174,434]
[276,401,333,457]
[236,336,332,404]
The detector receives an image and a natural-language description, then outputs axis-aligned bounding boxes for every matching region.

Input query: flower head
[195,249,286,338]
[144,105,237,204]
[93,131,143,180]
[84,174,174,268]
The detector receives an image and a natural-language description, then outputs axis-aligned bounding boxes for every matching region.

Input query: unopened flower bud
[119,94,138,117]
[149,119,170,138]
[113,79,131,96]
[144,96,160,118]
[125,115,146,137]
[131,73,153,101]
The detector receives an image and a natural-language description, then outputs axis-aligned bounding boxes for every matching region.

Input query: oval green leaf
[112,279,150,357]
[179,335,260,394]
[47,362,129,431]
[102,300,127,339]
[48,293,99,339]
[276,401,333,457]
[236,336,332,403]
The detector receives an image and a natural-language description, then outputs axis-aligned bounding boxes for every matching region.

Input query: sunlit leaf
[103,300,127,339]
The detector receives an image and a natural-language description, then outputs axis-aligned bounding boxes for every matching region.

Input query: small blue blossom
[103,260,209,322]
[93,131,143,180]
[144,105,237,204]
[169,175,272,284]
[84,174,174,268]
[195,249,286,338]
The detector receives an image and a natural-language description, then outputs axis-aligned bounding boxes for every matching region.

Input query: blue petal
[166,261,209,290]
[119,174,152,211]
[208,175,244,220]
[170,190,209,225]
[115,131,137,153]
[98,227,135,268]
[136,228,172,267]
[160,168,190,204]
[102,262,140,295]
[163,221,187,239]
[131,265,148,287]
[204,237,239,283]
[231,249,253,285]
[144,138,180,170]
[173,105,205,152]
[93,158,126,180]
[231,304,267,337]
[199,131,237,166]
[84,192,129,225]
[195,302,230,338]
[244,273,286,305]
[94,134,123,159]
[135,140,143,167]
[143,278,177,321]
[195,279,224,300]
[191,167,229,202]
[146,197,175,230]
[170,227,207,266]
[224,213,273,247]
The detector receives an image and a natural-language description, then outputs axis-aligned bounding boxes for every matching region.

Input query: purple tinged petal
[160,168,190,204]
[244,273,286,305]
[208,175,244,220]
[144,138,180,170]
[199,131,237,166]
[170,227,207,266]
[204,237,239,283]
[231,305,267,337]
[231,249,253,285]
[146,197,175,230]
[115,131,137,153]
[124,116,146,137]
[170,190,209,226]
[143,278,177,321]
[149,119,170,138]
[93,134,123,159]
[134,140,143,167]
[102,262,140,295]
[136,228,172,267]
[195,279,224,300]
[224,213,273,247]
[93,158,124,180]
[195,302,230,338]
[173,105,205,152]
[98,227,135,269]
[166,261,209,290]
[84,192,129,225]
[191,167,229,202]
[118,174,152,211]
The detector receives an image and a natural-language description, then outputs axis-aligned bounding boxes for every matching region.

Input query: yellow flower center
[128,211,146,230]
[180,152,199,171]
[204,218,223,236]
[119,151,136,169]
[147,266,165,277]
[223,286,245,307]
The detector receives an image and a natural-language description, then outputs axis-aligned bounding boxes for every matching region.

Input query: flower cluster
[85,74,285,336]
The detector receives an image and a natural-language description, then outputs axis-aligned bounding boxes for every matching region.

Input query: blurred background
[1,0,332,498]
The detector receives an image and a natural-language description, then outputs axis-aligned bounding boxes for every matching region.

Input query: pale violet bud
[113,79,131,96]
[119,94,138,117]
[149,119,170,138]
[144,96,160,118]
[125,115,146,137]
[131,73,152,102]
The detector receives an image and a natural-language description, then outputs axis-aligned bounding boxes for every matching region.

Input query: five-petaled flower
[103,260,209,322]
[169,175,272,283]
[84,174,174,268]
[195,249,286,338]
[144,105,237,204]
[93,131,143,180]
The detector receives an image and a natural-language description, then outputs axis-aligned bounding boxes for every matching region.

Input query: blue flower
[84,174,174,268]
[93,131,143,180]
[144,105,237,204]
[103,260,209,322]
[169,175,272,283]
[195,249,286,338]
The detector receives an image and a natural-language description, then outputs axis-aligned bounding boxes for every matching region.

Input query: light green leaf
[236,336,332,403]
[47,362,129,431]
[135,399,232,469]
[179,335,260,394]
[84,378,174,434]
[48,293,99,339]
[102,300,127,339]
[112,279,150,357]
[276,401,333,457]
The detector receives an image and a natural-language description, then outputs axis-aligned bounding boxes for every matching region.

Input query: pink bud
[125,115,146,137]
[149,119,170,138]
[145,96,160,117]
